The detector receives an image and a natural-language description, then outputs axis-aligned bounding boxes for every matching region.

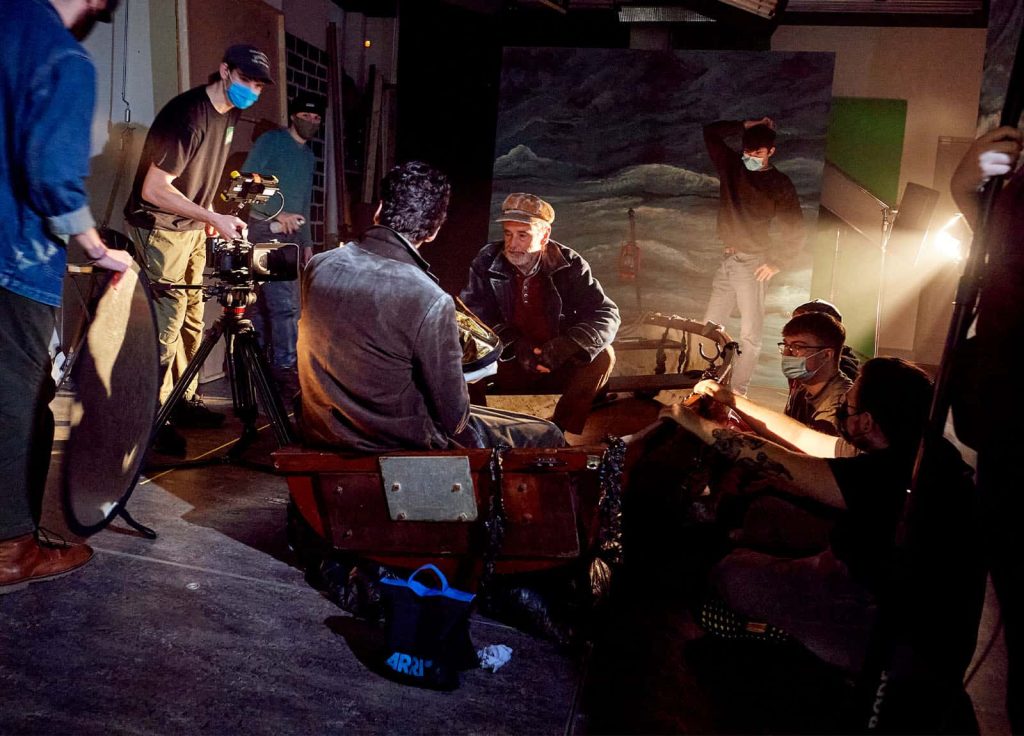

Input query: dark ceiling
[330,0,987,28]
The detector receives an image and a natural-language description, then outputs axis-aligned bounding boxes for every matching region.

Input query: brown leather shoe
[0,533,94,595]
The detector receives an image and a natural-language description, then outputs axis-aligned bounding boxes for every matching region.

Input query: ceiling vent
[618,6,717,21]
[786,0,981,13]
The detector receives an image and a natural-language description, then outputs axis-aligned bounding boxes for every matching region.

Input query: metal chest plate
[379,456,478,522]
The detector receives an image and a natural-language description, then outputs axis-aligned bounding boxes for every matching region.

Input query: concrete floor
[0,379,1010,734]
[1,382,582,736]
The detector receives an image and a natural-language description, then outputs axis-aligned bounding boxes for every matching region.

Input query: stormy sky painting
[490,47,835,389]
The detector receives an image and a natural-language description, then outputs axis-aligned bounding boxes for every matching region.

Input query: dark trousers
[470,346,615,434]
[979,445,1024,733]
[0,287,56,540]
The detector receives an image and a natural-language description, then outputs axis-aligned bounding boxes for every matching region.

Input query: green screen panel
[825,97,907,207]
[812,97,906,356]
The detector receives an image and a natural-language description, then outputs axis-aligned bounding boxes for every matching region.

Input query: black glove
[497,326,520,362]
[538,336,583,371]
[516,340,543,373]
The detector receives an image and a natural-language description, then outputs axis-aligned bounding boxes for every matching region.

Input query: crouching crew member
[664,358,979,679]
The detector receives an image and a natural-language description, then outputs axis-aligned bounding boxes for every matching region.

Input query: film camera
[211,171,299,286]
[147,171,303,469]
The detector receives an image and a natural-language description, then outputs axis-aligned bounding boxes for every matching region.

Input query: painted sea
[490,47,835,390]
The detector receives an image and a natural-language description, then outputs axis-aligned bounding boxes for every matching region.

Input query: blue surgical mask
[742,154,764,172]
[227,81,259,110]
[781,350,826,382]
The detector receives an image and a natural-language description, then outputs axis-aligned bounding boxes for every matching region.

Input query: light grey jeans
[703,251,766,395]
[460,405,566,449]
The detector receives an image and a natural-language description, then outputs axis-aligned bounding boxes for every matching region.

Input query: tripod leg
[222,329,262,458]
[153,318,226,433]
[226,330,259,426]
[237,333,296,445]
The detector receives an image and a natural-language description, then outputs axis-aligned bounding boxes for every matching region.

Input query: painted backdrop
[491,48,835,389]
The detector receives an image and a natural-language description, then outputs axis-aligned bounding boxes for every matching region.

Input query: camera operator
[242,91,325,398]
[0,0,132,593]
[124,44,273,456]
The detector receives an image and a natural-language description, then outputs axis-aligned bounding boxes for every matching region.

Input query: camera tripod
[150,283,296,470]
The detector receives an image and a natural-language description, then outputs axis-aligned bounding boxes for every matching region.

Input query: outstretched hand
[659,400,705,435]
[745,116,775,130]
[95,248,134,273]
[538,336,581,372]
[693,379,736,407]
[952,126,1023,189]
[754,263,779,282]
[951,125,1023,227]
[70,229,133,277]
[208,211,247,240]
[516,342,545,373]
[276,212,305,234]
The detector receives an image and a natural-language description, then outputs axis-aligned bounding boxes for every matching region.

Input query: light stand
[873,183,939,357]
[873,204,895,357]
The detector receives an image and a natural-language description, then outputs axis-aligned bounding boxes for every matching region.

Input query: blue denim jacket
[0,0,97,306]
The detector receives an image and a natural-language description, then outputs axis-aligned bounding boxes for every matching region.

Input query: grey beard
[505,250,542,274]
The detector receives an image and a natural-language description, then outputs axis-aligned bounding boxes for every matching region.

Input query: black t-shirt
[125,85,240,231]
[826,445,914,590]
[831,438,982,680]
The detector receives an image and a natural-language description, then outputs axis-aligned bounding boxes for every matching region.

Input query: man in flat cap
[242,91,325,398]
[125,43,273,455]
[461,193,620,436]
[299,163,563,452]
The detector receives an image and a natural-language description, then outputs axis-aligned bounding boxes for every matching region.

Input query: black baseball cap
[96,0,119,22]
[289,92,326,117]
[793,298,843,322]
[223,44,275,84]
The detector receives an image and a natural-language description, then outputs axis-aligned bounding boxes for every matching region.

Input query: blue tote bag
[379,564,477,690]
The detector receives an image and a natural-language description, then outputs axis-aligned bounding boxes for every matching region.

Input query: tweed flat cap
[495,193,555,227]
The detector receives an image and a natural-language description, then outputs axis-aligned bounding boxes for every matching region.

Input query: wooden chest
[273,444,612,582]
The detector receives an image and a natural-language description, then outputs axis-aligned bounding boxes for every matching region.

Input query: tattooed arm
[693,379,841,457]
[659,402,847,510]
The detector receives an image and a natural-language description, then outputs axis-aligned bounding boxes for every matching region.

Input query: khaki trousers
[137,228,207,405]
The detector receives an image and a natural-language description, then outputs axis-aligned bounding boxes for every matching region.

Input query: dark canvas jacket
[459,239,620,360]
[298,226,470,451]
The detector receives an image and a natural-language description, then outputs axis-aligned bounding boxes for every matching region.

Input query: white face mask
[742,153,765,172]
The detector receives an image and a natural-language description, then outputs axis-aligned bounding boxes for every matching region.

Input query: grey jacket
[460,239,620,360]
[297,226,469,451]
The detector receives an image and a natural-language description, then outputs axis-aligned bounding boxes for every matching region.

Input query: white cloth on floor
[477,644,513,672]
